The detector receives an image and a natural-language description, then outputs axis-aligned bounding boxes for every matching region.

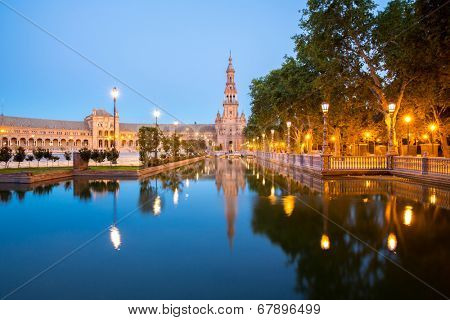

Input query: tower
[215,52,246,152]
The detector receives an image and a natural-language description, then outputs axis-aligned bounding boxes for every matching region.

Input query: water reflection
[1,158,449,299]
[250,159,450,298]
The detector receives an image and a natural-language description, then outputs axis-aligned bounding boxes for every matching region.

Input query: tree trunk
[438,127,449,158]
[333,128,341,156]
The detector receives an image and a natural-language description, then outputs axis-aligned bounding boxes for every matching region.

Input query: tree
[43,149,53,167]
[25,154,34,167]
[106,148,120,165]
[32,148,45,167]
[64,151,72,166]
[91,149,106,164]
[79,147,92,162]
[13,147,26,168]
[138,127,162,167]
[162,136,172,157]
[171,134,181,159]
[0,146,13,168]
[51,155,60,165]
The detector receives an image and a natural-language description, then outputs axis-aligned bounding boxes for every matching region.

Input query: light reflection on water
[0,158,449,299]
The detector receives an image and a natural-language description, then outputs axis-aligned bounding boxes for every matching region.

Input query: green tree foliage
[0,146,13,168]
[13,147,26,167]
[91,149,106,164]
[106,148,120,165]
[247,0,448,155]
[64,151,72,165]
[138,127,162,167]
[79,147,92,162]
[43,150,53,166]
[25,154,34,167]
[32,148,45,167]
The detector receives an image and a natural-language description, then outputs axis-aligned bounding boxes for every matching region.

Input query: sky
[0,0,388,125]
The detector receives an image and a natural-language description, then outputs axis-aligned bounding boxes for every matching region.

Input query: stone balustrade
[255,151,450,183]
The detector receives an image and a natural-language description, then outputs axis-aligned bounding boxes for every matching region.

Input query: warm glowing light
[286,121,291,128]
[173,188,179,205]
[429,123,437,132]
[404,115,412,124]
[387,233,397,251]
[305,133,311,140]
[321,234,330,250]
[330,135,336,142]
[268,186,277,205]
[262,133,265,138]
[429,194,436,204]
[422,134,429,140]
[363,131,371,139]
[403,205,413,226]
[153,110,161,118]
[388,103,396,113]
[365,180,371,188]
[270,129,275,135]
[153,195,161,215]
[262,177,265,185]
[321,102,329,113]
[282,195,295,216]
[185,179,190,187]
[111,87,119,99]
[110,225,121,250]
[256,172,259,180]
[363,198,368,203]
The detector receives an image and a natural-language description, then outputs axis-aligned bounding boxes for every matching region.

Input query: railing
[253,151,450,180]
[330,156,387,170]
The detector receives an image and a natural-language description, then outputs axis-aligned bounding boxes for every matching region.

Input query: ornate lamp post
[153,110,160,126]
[111,87,119,149]
[404,115,412,145]
[387,103,397,155]
[321,102,330,155]
[286,121,291,153]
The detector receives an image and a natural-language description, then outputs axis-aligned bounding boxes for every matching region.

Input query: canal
[0,158,449,299]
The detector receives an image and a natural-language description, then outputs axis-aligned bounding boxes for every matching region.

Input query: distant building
[215,53,246,151]
[0,54,245,152]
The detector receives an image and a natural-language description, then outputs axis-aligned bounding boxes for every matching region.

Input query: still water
[0,158,449,299]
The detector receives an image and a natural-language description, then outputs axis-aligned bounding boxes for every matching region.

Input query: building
[0,55,245,152]
[215,53,246,152]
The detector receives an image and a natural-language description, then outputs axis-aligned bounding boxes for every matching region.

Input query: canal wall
[0,157,205,184]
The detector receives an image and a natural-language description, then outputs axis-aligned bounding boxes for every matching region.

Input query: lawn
[0,167,72,174]
[87,166,141,171]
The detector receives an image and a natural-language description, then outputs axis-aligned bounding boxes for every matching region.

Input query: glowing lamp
[111,87,119,99]
[320,234,330,250]
[321,102,329,113]
[286,121,292,128]
[388,103,396,114]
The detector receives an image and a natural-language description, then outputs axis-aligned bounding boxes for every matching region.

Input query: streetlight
[173,121,179,133]
[387,103,397,155]
[286,121,291,153]
[404,115,412,145]
[321,102,330,155]
[153,110,161,125]
[111,87,119,149]
[429,123,437,155]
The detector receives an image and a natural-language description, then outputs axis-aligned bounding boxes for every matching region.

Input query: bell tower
[223,52,239,119]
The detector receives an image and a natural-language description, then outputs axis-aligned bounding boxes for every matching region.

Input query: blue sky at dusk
[0,0,388,124]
